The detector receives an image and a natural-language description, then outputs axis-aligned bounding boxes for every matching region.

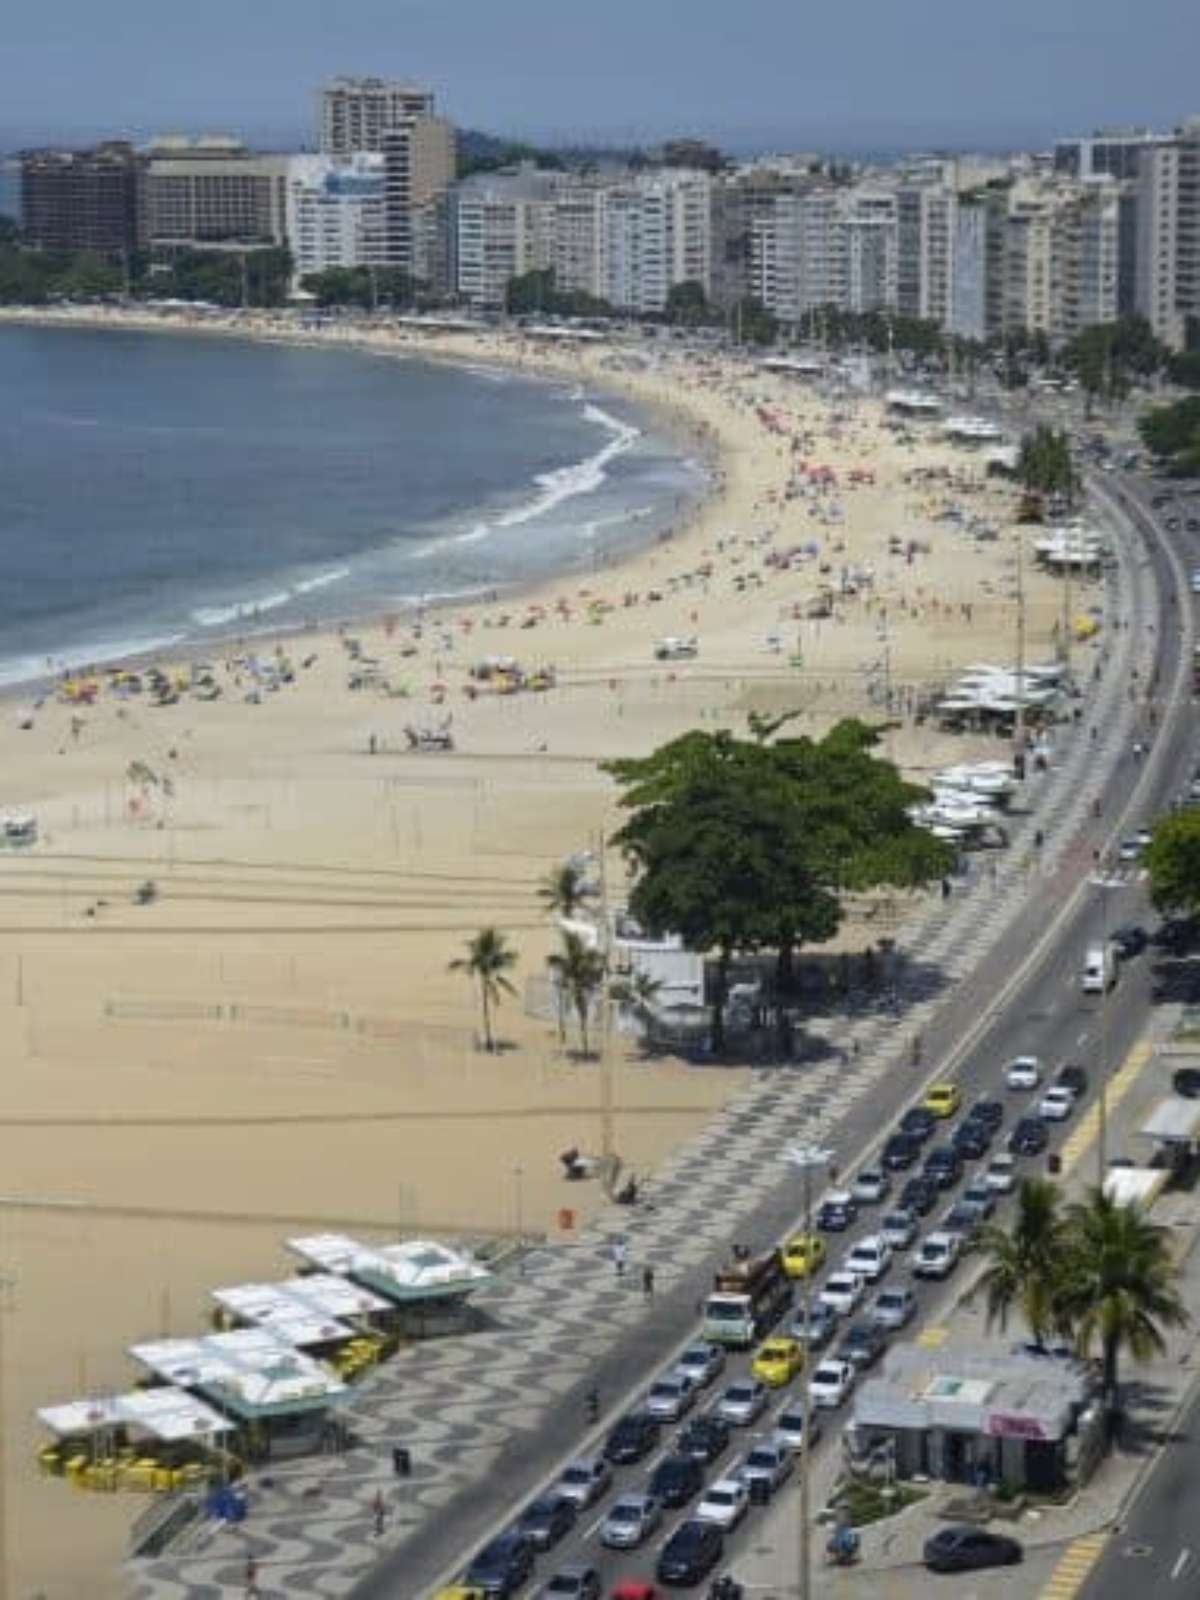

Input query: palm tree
[1058,1189,1188,1423]
[609,969,663,1028]
[547,930,607,1056]
[539,860,588,921]
[974,1178,1067,1348]
[448,927,518,1053]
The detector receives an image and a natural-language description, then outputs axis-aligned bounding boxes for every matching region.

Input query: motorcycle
[826,1525,861,1567]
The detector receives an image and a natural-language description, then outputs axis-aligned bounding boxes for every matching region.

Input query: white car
[1118,837,1142,863]
[1005,1055,1042,1090]
[716,1378,769,1426]
[985,1152,1018,1193]
[845,1236,892,1284]
[695,1476,749,1530]
[913,1230,962,1281]
[600,1493,662,1550]
[881,1209,918,1251]
[676,1341,726,1390]
[1038,1086,1075,1122]
[809,1358,856,1409]
[961,1180,997,1219]
[737,1434,794,1494]
[870,1285,917,1331]
[776,1406,824,1451]
[851,1169,891,1205]
[818,1271,865,1317]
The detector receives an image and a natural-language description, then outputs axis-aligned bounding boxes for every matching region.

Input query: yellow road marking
[1059,1040,1154,1175]
[1039,1532,1107,1598]
[915,1324,949,1348]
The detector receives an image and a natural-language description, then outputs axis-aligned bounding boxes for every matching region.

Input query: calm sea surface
[0,325,703,685]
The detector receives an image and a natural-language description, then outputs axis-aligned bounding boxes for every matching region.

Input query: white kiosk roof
[211,1275,388,1346]
[39,1387,232,1441]
[1103,1167,1169,1209]
[1139,1096,1200,1144]
[286,1233,491,1303]
[129,1329,346,1419]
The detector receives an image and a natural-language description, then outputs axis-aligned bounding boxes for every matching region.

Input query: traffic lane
[1082,1339,1200,1598]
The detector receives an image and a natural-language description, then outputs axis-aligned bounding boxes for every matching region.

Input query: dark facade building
[20,141,142,257]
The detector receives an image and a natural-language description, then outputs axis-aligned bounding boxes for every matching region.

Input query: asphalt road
[382,473,1199,1600]
[1080,1371,1200,1600]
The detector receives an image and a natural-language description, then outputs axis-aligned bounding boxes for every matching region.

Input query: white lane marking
[1077,1030,1091,1046]
[582,1511,605,1539]
[1171,1547,1190,1580]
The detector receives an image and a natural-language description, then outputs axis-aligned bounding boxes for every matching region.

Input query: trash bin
[748,1475,771,1507]
[1047,1152,1062,1176]
[392,1446,411,1478]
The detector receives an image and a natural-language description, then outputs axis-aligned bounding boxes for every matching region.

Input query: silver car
[881,1209,918,1251]
[555,1455,612,1510]
[599,1493,662,1550]
[716,1378,768,1426]
[776,1405,824,1451]
[676,1340,726,1389]
[870,1285,917,1331]
[643,1368,697,1422]
[736,1433,794,1494]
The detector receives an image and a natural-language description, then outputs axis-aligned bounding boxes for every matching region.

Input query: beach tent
[210,1275,389,1347]
[39,1387,232,1442]
[128,1329,347,1421]
[285,1234,491,1306]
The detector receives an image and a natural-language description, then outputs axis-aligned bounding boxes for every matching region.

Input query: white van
[1081,942,1117,995]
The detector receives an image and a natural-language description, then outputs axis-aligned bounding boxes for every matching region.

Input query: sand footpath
[0,305,1084,1596]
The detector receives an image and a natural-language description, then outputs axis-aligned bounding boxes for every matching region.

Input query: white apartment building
[748,186,897,324]
[554,183,608,300]
[286,154,387,282]
[1135,119,1200,351]
[951,198,989,341]
[451,170,559,307]
[318,77,437,157]
[896,183,957,326]
[601,171,712,313]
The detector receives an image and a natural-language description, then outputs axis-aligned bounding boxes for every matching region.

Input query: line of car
[456,1050,1101,1596]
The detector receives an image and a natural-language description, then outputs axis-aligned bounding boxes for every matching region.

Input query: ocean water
[0,326,704,685]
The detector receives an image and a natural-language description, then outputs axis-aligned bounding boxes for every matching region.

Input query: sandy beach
[0,305,1087,1596]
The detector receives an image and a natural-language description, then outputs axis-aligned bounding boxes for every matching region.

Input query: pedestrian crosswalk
[1059,1040,1154,1175]
[1039,1532,1107,1598]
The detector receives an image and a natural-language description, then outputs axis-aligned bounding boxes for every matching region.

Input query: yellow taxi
[432,1589,484,1600]
[782,1232,827,1279]
[751,1336,805,1388]
[923,1082,961,1119]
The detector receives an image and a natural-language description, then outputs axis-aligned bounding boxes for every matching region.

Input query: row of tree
[0,237,294,308]
[1017,423,1078,510]
[977,1178,1186,1425]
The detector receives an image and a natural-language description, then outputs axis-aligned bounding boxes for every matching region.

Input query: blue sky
[2,0,1196,151]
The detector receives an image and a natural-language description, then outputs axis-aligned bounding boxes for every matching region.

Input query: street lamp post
[784,1143,833,1600]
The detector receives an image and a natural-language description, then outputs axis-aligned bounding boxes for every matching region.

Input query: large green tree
[604,718,952,1048]
[1144,809,1200,917]
[1139,396,1200,478]
[1017,424,1078,508]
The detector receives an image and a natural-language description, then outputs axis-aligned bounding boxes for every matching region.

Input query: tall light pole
[784,1143,833,1600]
[1096,867,1112,1179]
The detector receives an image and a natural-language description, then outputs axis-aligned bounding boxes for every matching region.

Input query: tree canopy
[1144,809,1200,917]
[1017,424,1077,507]
[1138,396,1200,478]
[505,267,615,320]
[603,718,953,1047]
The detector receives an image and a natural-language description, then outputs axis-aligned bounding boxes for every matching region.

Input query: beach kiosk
[37,1387,232,1493]
[211,1274,393,1380]
[286,1233,491,1337]
[128,1328,348,1463]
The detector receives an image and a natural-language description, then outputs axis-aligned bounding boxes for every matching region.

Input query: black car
[882,1132,922,1171]
[837,1320,886,1369]
[817,1197,857,1231]
[952,1121,990,1160]
[516,1492,576,1551]
[604,1411,660,1465]
[924,1525,1023,1573]
[657,1518,724,1586]
[965,1098,1004,1132]
[899,1175,938,1216]
[649,1452,704,1508]
[1173,1066,1200,1099]
[1055,1063,1089,1096]
[1010,1116,1048,1155]
[465,1530,536,1596]
[900,1106,938,1143]
[677,1412,730,1464]
[1188,518,1200,533]
[923,1145,963,1189]
[1111,924,1148,959]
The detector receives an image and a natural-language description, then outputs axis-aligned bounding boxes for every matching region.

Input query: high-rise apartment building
[1053,128,1167,182]
[601,171,712,313]
[143,138,290,248]
[1135,118,1200,351]
[451,169,560,307]
[748,186,897,323]
[20,141,142,257]
[318,76,437,156]
[896,183,957,326]
[951,197,989,341]
[287,154,388,282]
[381,117,456,276]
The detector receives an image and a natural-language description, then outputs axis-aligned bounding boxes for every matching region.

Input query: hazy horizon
[0,0,1196,157]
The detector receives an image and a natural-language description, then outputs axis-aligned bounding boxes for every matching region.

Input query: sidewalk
[131,489,1159,1597]
[736,1006,1200,1597]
